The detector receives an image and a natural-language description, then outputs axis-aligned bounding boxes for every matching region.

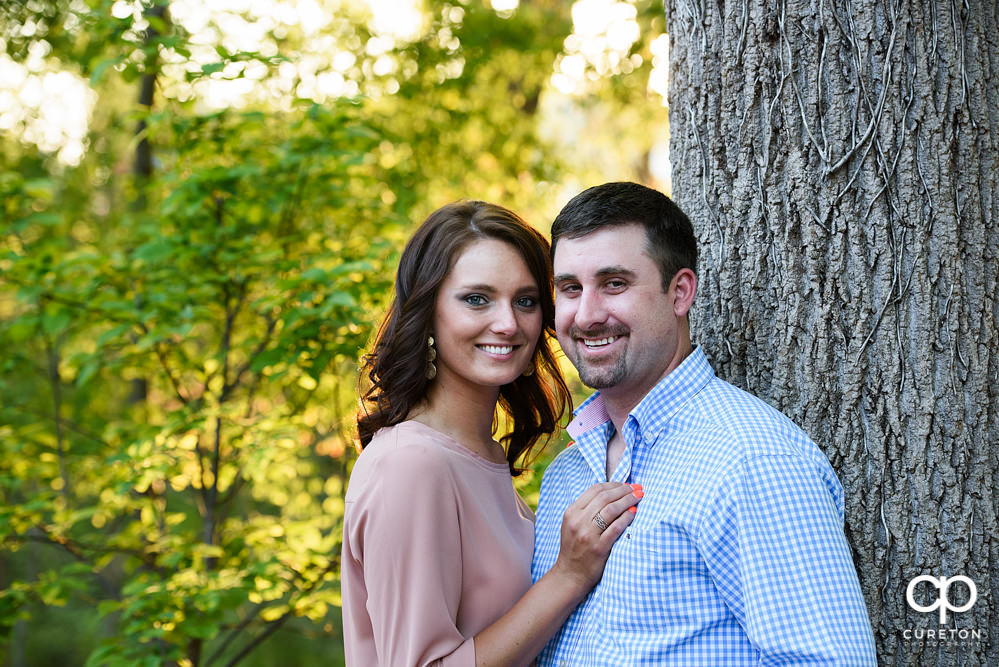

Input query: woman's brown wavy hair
[356,200,571,475]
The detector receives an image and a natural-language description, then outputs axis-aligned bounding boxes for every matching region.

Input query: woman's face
[431,238,543,395]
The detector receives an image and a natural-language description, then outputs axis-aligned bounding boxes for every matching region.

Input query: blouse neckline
[398,420,512,472]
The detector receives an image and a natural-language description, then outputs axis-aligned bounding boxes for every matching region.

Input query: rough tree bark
[665,0,998,664]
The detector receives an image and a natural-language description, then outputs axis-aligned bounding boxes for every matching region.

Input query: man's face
[553,223,693,404]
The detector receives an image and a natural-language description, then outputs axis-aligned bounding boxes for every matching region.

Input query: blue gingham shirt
[532,347,877,665]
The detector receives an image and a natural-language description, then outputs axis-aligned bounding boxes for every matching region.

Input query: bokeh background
[0,1,669,664]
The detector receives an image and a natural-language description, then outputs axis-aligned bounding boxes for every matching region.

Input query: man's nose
[574,290,608,330]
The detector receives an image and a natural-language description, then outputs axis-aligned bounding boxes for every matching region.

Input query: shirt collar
[566,346,714,444]
[566,392,610,439]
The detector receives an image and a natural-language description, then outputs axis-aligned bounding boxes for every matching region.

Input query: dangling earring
[522,362,535,377]
[426,335,437,380]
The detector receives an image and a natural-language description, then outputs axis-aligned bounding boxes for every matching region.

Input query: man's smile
[582,336,620,349]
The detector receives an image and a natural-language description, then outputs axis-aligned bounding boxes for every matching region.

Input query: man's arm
[699,453,878,666]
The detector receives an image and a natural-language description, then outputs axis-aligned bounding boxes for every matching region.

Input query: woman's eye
[516,296,539,308]
[464,294,487,306]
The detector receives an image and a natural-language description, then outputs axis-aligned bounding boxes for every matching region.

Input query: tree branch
[216,563,337,667]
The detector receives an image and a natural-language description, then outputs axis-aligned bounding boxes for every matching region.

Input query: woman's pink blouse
[341,421,535,666]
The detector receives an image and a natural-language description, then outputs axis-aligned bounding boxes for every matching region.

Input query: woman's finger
[598,500,638,545]
[584,484,643,528]
[569,481,633,511]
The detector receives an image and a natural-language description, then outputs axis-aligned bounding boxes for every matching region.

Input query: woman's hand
[551,482,643,594]
[470,482,642,666]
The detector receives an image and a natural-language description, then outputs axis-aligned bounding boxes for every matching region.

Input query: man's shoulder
[689,374,819,458]
[677,377,846,526]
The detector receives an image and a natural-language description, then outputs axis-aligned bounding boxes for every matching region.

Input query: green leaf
[133,239,175,264]
[41,309,73,336]
[22,178,57,200]
[180,615,218,639]
[200,62,225,76]
[90,56,126,86]
[249,347,287,372]
[97,323,136,346]
[325,292,356,308]
[75,358,101,388]
[300,267,326,282]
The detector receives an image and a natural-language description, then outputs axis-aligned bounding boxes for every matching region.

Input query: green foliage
[368,0,573,211]
[1,3,399,655]
[0,94,394,664]
[1,1,667,665]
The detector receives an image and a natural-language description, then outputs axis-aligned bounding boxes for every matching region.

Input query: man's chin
[577,366,626,390]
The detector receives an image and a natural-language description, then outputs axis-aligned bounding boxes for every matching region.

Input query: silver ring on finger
[592,511,609,533]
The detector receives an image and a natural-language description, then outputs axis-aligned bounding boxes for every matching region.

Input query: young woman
[341,201,641,666]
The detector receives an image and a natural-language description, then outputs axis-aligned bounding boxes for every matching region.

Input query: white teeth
[583,337,617,348]
[480,345,514,354]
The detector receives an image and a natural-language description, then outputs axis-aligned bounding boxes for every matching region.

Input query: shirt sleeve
[698,453,878,666]
[343,444,476,667]
[531,454,574,666]
[531,455,570,584]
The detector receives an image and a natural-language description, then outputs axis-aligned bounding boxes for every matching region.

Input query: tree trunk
[665,0,998,664]
[128,1,169,407]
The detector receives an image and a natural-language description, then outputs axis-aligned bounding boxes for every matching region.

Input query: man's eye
[606,279,627,290]
[558,283,581,295]
[464,294,487,306]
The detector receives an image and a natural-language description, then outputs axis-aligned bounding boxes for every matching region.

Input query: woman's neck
[409,380,505,463]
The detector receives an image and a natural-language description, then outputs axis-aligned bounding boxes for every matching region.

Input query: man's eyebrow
[595,266,637,278]
[553,266,637,285]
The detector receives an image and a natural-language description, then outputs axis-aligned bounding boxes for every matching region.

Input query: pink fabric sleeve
[345,443,476,667]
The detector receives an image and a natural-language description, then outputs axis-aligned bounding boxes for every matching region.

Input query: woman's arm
[344,443,638,667]
[342,444,475,667]
[472,482,641,667]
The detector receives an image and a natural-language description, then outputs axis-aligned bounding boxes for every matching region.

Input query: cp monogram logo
[906,575,977,624]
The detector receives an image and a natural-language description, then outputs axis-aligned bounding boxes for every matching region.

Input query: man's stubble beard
[564,324,632,389]
[574,352,628,390]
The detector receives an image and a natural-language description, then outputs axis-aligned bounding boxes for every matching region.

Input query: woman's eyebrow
[458,283,539,293]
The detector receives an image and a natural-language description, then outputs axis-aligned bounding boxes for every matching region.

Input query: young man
[532,182,877,665]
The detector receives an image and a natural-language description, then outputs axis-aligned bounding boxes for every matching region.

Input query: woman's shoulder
[346,421,457,501]
[366,420,455,464]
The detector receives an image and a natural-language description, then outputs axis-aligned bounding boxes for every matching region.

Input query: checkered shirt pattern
[532,347,877,666]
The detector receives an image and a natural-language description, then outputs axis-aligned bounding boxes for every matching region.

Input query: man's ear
[671,268,697,318]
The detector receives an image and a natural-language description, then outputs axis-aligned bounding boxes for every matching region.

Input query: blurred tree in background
[0,0,666,665]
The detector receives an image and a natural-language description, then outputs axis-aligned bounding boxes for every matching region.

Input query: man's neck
[601,340,694,452]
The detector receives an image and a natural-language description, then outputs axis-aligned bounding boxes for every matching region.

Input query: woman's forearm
[473,482,641,666]
[472,565,589,667]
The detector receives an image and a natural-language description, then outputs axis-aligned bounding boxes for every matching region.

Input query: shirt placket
[621,415,645,485]
[561,421,636,665]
